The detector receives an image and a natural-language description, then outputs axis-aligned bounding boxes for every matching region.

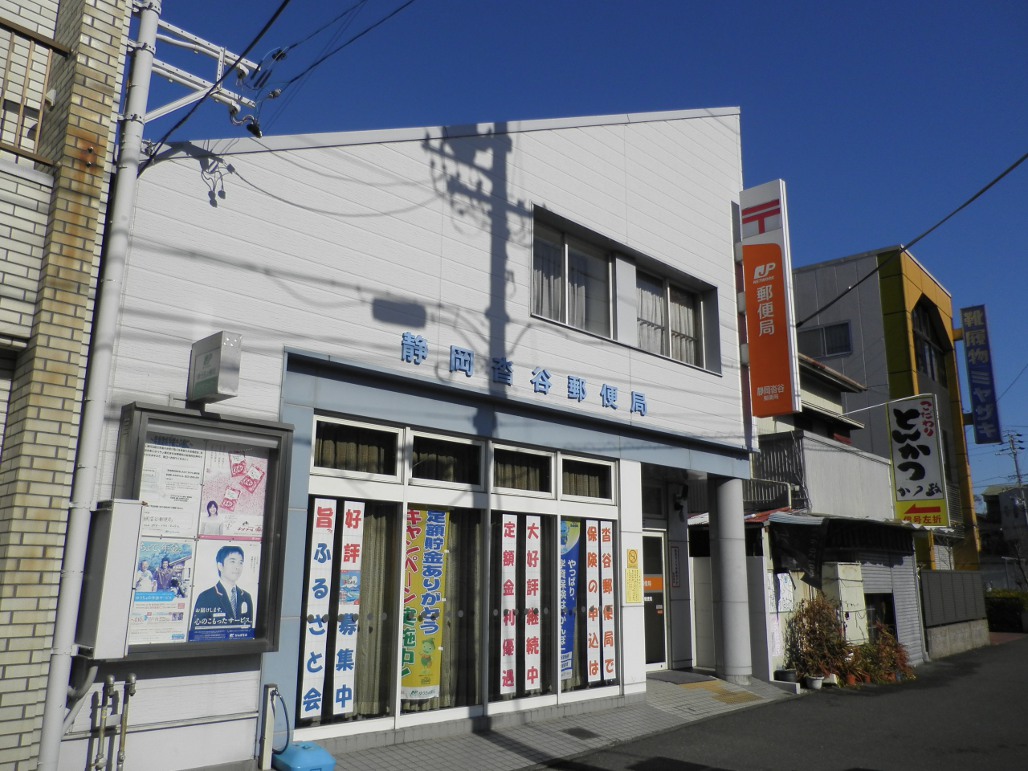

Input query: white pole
[37,2,161,767]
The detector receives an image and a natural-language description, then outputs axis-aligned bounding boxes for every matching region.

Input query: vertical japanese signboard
[402,509,448,700]
[888,395,949,527]
[740,179,802,417]
[559,519,581,681]
[599,521,617,682]
[333,501,365,715]
[584,521,602,683]
[499,513,518,695]
[960,305,1002,444]
[300,499,337,720]
[523,515,543,692]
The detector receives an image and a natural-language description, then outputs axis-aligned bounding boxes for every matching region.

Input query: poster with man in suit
[189,542,259,642]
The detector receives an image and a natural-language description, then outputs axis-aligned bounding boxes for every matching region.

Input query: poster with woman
[197,443,269,540]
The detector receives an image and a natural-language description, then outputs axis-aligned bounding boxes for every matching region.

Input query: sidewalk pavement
[326,672,792,771]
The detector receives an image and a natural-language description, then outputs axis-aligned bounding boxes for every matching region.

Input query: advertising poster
[584,521,602,683]
[198,443,269,539]
[139,436,205,537]
[127,539,194,646]
[401,509,448,700]
[559,519,581,681]
[523,515,543,693]
[887,395,949,527]
[300,498,338,720]
[599,521,616,682]
[499,513,518,695]
[332,500,365,716]
[187,539,260,642]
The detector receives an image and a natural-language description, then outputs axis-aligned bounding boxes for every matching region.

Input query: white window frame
[559,455,618,505]
[533,223,613,339]
[491,444,557,499]
[310,415,403,484]
[636,271,704,367]
[407,430,485,492]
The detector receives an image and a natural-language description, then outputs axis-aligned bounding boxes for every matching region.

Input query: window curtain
[562,462,609,499]
[532,227,563,322]
[568,244,609,337]
[412,439,479,485]
[669,286,700,365]
[315,424,396,475]
[636,274,666,355]
[352,505,397,717]
[494,451,548,492]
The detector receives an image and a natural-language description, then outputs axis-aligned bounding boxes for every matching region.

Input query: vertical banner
[300,499,337,720]
[740,180,802,418]
[402,509,448,700]
[599,521,617,682]
[499,513,518,695]
[888,395,949,527]
[523,515,543,693]
[332,501,365,716]
[559,519,581,681]
[960,305,1002,444]
[584,521,602,683]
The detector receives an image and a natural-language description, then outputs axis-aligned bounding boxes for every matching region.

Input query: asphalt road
[547,636,1028,771]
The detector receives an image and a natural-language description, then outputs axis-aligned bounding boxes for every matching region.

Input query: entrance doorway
[643,533,668,669]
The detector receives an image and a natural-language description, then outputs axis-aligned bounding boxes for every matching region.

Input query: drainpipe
[37,3,161,767]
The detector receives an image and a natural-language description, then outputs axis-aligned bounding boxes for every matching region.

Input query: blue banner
[559,520,582,681]
[961,305,1002,444]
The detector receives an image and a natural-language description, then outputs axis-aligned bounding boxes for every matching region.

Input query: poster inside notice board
[119,405,290,656]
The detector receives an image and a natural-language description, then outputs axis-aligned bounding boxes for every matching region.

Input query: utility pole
[1003,432,1028,522]
[38,4,261,767]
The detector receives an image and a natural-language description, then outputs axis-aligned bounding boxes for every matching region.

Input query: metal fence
[920,569,986,628]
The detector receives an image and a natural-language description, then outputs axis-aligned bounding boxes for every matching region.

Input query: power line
[277,0,419,91]
[996,360,1028,403]
[140,0,295,174]
[795,149,1028,329]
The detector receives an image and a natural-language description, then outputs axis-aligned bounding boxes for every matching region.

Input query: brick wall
[0,0,132,765]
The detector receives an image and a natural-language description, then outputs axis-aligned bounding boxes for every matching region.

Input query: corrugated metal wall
[861,556,926,665]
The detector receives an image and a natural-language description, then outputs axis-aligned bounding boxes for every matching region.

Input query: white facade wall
[81,109,749,767]
[98,110,745,490]
[801,433,894,519]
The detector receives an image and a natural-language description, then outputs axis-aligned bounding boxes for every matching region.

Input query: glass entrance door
[642,533,668,669]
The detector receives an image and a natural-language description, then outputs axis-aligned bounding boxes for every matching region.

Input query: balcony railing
[1,18,66,164]
[747,430,894,519]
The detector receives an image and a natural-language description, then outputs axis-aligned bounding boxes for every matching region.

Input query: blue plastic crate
[272,742,336,771]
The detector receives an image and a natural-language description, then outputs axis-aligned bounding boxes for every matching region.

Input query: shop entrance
[643,533,668,669]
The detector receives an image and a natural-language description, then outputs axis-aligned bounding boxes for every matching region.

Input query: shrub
[985,590,1028,632]
[785,594,849,679]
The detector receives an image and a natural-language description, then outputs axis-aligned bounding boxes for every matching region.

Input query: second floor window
[912,302,948,386]
[798,322,851,359]
[533,224,611,337]
[637,272,702,366]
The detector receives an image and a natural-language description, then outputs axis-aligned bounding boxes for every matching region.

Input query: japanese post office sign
[740,180,802,417]
[887,395,949,527]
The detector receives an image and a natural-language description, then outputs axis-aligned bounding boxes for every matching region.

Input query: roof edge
[159,106,742,160]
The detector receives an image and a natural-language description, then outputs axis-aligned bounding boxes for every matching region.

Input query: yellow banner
[401,509,448,700]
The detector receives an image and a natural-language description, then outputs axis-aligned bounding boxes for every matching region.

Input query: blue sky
[144,1,1028,500]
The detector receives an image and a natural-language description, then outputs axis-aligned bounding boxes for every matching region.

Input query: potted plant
[785,594,849,689]
[870,621,914,682]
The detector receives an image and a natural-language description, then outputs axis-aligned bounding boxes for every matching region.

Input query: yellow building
[793,246,980,570]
